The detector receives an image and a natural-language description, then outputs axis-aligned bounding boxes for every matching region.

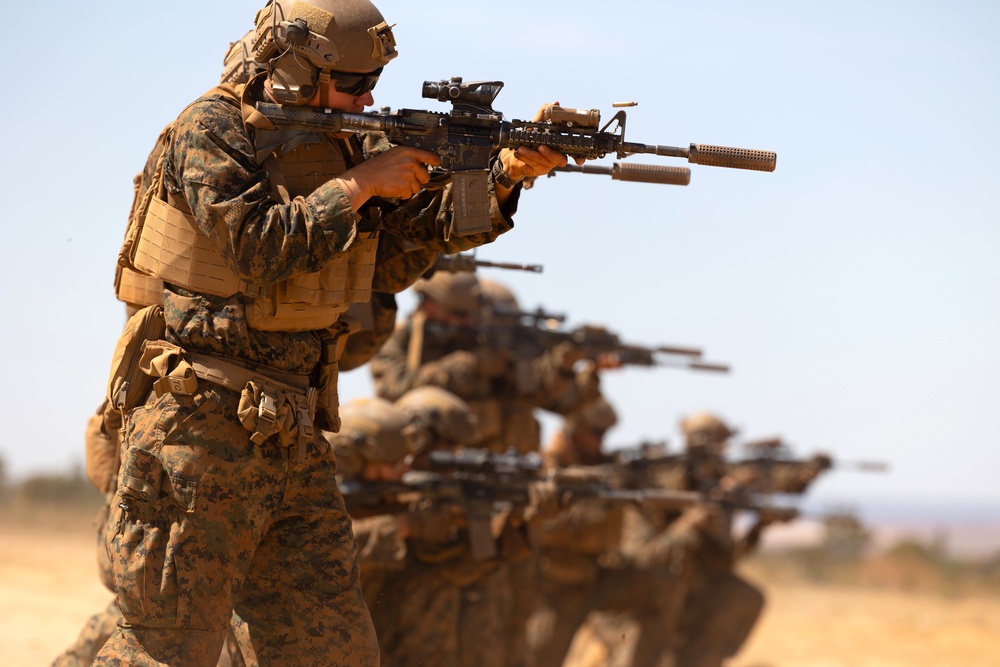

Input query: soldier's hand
[338,146,441,205]
[592,352,623,371]
[551,341,587,372]
[524,478,563,521]
[497,102,584,184]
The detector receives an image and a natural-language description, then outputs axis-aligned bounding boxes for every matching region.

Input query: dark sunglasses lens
[333,68,382,96]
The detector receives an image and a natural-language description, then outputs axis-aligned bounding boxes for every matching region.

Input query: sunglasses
[329,67,383,96]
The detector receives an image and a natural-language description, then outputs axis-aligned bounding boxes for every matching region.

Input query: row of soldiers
[56,267,832,667]
[50,0,797,664]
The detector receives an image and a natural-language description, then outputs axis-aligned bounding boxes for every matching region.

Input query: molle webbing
[115,264,164,309]
[133,196,247,298]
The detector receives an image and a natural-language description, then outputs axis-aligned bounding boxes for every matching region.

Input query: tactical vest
[120,78,379,332]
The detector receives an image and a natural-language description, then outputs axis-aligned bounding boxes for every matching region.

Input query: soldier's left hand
[498,102,586,182]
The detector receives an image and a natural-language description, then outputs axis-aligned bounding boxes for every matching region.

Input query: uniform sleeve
[371,233,438,293]
[370,322,483,401]
[361,131,520,253]
[166,96,360,285]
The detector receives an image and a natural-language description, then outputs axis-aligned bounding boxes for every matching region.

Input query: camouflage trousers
[93,384,378,667]
[369,556,511,667]
[52,601,249,667]
[52,599,122,667]
[526,563,685,667]
[672,571,764,667]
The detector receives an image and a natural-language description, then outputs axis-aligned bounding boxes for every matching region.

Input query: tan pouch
[84,399,121,495]
[118,132,169,275]
[106,305,166,414]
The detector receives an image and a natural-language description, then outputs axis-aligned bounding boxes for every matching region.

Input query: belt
[141,341,317,448]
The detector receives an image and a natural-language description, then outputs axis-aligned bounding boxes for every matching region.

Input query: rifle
[256,77,777,236]
[735,438,889,474]
[732,439,888,496]
[429,253,543,275]
[422,317,725,375]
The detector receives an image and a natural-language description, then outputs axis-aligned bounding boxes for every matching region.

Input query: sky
[0,1,997,524]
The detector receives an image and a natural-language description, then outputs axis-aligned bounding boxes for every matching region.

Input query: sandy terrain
[730,569,1000,667]
[1,509,113,666]
[3,509,999,666]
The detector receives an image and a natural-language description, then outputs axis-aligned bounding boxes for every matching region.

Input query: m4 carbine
[257,77,777,236]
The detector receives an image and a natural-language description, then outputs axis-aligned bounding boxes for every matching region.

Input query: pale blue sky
[0,1,997,518]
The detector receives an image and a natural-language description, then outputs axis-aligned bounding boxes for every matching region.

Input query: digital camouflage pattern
[91,47,521,662]
[340,292,402,372]
[525,430,690,667]
[158,78,515,373]
[94,386,376,667]
[358,534,510,667]
[370,296,610,667]
[370,313,600,453]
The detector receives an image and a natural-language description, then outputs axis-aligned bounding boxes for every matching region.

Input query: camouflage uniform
[370,277,602,667]
[370,277,597,455]
[341,387,512,667]
[526,403,687,667]
[624,413,762,667]
[356,511,513,667]
[94,65,518,666]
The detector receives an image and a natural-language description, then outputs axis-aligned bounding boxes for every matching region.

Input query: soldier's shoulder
[172,88,246,143]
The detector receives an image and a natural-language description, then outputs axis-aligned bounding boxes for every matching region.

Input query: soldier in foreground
[95,0,572,664]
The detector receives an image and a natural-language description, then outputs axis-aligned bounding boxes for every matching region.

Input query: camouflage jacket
[157,82,519,372]
[369,316,600,451]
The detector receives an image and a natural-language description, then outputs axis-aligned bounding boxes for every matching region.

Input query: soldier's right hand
[338,146,442,205]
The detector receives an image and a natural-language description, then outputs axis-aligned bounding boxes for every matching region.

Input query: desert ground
[3,506,999,667]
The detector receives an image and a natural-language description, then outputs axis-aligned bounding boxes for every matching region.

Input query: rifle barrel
[838,461,890,472]
[477,259,544,273]
[655,344,703,357]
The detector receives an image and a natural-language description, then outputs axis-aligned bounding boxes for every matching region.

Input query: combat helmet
[324,397,414,478]
[251,0,397,105]
[680,411,735,451]
[221,30,267,85]
[412,272,481,319]
[395,386,479,449]
[478,278,520,323]
[564,397,619,436]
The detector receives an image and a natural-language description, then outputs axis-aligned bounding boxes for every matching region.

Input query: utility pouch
[107,305,166,415]
[84,399,121,495]
[138,341,199,398]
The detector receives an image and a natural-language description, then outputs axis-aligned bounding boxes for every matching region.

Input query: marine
[91,0,571,663]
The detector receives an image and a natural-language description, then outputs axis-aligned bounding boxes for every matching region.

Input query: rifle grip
[450,170,494,237]
[613,163,691,186]
[689,144,777,172]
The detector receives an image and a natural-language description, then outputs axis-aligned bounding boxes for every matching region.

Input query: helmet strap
[318,69,331,107]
